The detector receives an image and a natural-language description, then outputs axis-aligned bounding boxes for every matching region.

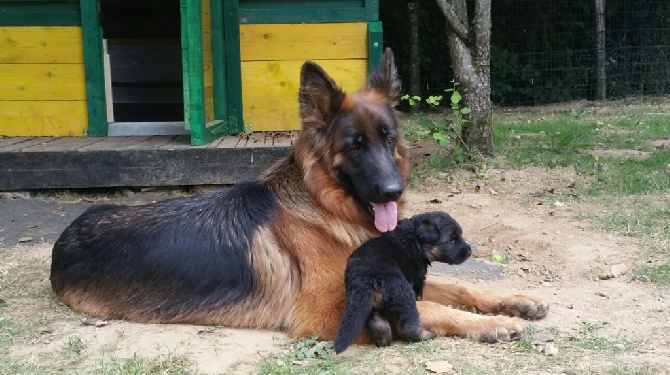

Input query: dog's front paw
[499,295,549,320]
[470,316,526,343]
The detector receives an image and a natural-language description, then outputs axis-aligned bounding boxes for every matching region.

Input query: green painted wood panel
[238,0,376,24]
[180,0,209,145]
[367,21,383,76]
[80,0,107,136]
[210,0,227,123]
[0,1,80,26]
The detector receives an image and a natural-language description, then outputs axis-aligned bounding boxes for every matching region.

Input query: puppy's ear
[416,218,440,244]
[365,48,401,104]
[299,61,346,129]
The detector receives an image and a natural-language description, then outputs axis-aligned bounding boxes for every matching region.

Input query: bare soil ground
[1,164,669,374]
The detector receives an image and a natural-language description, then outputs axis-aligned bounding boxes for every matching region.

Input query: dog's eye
[349,142,361,150]
[386,136,396,146]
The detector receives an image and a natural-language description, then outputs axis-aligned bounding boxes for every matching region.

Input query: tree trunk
[437,0,493,155]
[408,2,421,111]
[595,0,607,100]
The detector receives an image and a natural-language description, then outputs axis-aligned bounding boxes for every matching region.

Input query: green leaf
[460,107,471,114]
[451,91,462,105]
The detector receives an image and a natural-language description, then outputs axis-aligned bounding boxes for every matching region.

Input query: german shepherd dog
[50,49,548,345]
[335,211,472,353]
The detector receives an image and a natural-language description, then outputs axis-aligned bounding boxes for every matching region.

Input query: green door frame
[80,0,108,137]
[181,0,243,145]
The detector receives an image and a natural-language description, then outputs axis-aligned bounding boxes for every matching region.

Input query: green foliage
[632,263,670,285]
[257,336,342,375]
[402,81,472,165]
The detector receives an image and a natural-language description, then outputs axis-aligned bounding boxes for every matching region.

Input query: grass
[98,353,193,375]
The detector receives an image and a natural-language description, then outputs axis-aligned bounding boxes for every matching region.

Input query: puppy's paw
[470,316,526,343]
[500,295,549,320]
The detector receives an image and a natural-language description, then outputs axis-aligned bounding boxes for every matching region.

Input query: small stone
[595,292,608,298]
[543,343,559,356]
[531,332,555,344]
[37,326,54,334]
[610,264,629,278]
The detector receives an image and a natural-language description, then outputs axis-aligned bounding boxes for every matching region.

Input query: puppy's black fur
[334,211,472,353]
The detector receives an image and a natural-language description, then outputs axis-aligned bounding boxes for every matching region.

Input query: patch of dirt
[588,149,651,159]
[650,139,670,149]
[1,171,669,373]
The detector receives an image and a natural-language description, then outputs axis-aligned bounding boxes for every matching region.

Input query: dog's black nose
[379,183,403,201]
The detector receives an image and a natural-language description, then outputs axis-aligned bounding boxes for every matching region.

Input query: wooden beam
[80,0,108,136]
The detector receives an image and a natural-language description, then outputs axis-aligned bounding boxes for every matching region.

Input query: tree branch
[473,0,491,67]
[436,0,471,45]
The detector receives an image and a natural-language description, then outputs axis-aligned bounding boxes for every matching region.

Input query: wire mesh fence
[380,0,670,107]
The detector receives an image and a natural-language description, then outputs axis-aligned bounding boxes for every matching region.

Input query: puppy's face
[414,212,472,265]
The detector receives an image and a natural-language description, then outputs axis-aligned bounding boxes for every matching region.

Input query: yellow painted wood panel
[205,86,214,123]
[0,64,86,101]
[240,23,367,61]
[242,59,367,131]
[0,26,83,64]
[0,101,87,136]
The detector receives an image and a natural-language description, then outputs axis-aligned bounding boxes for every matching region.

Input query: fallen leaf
[595,292,608,298]
[488,188,499,196]
[446,186,461,194]
[82,317,108,327]
[17,236,33,243]
[426,360,453,374]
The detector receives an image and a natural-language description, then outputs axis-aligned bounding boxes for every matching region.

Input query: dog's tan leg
[417,300,525,343]
[423,279,549,320]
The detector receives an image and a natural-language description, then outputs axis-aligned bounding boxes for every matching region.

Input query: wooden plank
[180,0,207,145]
[271,132,293,147]
[367,21,383,76]
[0,101,88,137]
[123,135,179,150]
[240,23,367,61]
[112,136,155,150]
[290,131,299,145]
[76,136,137,151]
[223,0,244,133]
[0,64,86,101]
[0,137,32,150]
[0,26,83,64]
[241,59,367,131]
[365,0,379,21]
[80,0,108,136]
[2,137,57,152]
[0,2,81,26]
[238,8,366,24]
[215,135,242,148]
[16,136,106,152]
[0,146,292,190]
[103,39,114,122]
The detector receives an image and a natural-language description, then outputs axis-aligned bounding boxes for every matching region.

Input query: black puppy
[334,211,472,354]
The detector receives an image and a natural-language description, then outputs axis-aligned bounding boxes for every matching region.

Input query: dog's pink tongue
[372,202,398,233]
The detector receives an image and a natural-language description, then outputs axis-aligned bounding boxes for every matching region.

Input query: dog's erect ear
[365,48,401,104]
[416,218,440,244]
[299,61,346,128]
